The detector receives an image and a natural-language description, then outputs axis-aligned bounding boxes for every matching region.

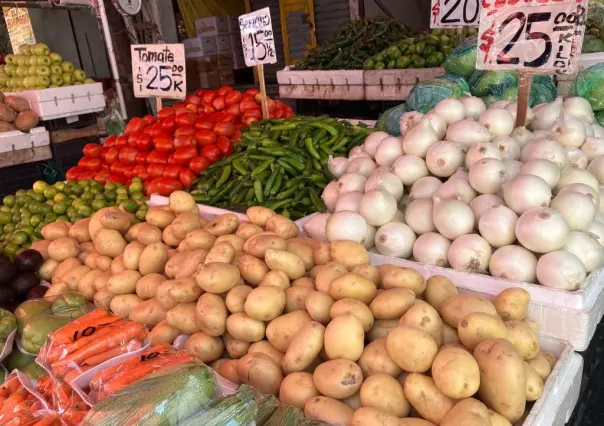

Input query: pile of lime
[0,179,149,257]
[363,29,460,70]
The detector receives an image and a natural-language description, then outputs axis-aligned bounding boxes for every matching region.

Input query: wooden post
[257,63,270,120]
[155,97,162,114]
[516,71,533,127]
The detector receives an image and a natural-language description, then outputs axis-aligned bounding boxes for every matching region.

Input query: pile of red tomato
[66,86,295,195]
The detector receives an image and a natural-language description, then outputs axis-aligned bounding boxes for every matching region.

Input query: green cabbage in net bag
[468,70,518,97]
[596,110,604,125]
[444,36,477,80]
[407,77,468,113]
[530,75,556,106]
[583,35,604,53]
[439,73,470,94]
[376,104,407,136]
[571,63,604,111]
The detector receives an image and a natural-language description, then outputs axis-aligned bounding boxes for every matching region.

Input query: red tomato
[127,132,141,148]
[82,143,102,158]
[285,110,295,118]
[136,133,153,152]
[146,178,159,196]
[186,94,202,106]
[143,114,157,126]
[232,131,242,143]
[203,105,216,115]
[214,122,236,137]
[190,156,211,174]
[103,147,119,164]
[136,152,148,164]
[203,91,217,105]
[179,168,196,188]
[212,96,226,111]
[244,108,262,120]
[163,165,182,179]
[241,93,254,102]
[107,174,126,184]
[216,137,233,157]
[94,170,110,184]
[104,135,117,148]
[226,103,241,116]
[225,91,242,106]
[195,89,204,97]
[194,130,217,146]
[101,163,109,171]
[147,150,169,165]
[110,161,125,175]
[116,135,129,148]
[175,126,196,137]
[175,107,192,116]
[212,112,236,123]
[173,146,198,166]
[147,123,165,137]
[148,164,166,178]
[247,88,260,96]
[157,107,175,120]
[154,135,174,153]
[240,100,259,113]
[200,144,223,163]
[125,117,145,135]
[123,167,135,179]
[161,117,177,134]
[272,109,285,119]
[175,113,197,127]
[167,154,177,166]
[194,119,214,131]
[266,99,277,114]
[66,167,84,181]
[185,104,198,113]
[242,116,258,126]
[157,177,184,195]
[217,86,233,96]
[133,164,147,177]
[118,147,138,165]
[78,157,102,171]
[174,134,194,149]
[78,171,96,180]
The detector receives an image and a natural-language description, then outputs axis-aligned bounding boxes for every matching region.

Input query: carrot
[0,389,29,416]
[49,311,119,345]
[60,408,87,426]
[32,417,60,426]
[0,376,21,397]
[82,340,142,366]
[63,364,92,383]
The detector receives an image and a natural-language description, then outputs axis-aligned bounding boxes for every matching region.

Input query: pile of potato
[0,93,39,132]
[31,195,557,426]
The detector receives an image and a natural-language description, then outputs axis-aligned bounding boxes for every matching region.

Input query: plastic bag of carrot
[0,371,55,426]
[34,377,89,426]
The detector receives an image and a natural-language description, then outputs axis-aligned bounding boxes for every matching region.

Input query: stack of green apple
[0,43,95,91]
[0,179,149,258]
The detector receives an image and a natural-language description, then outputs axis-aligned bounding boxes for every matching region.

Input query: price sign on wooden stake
[431,0,481,28]
[131,44,186,101]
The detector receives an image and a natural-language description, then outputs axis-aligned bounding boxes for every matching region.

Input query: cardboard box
[195,16,230,36]
[230,35,243,55]
[215,35,232,55]
[199,71,221,89]
[183,37,217,58]
[227,15,240,34]
[232,53,247,70]
[186,60,201,89]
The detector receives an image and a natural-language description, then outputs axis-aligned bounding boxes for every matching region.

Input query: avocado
[0,258,17,286]
[27,285,47,300]
[15,299,51,334]
[10,272,39,296]
[15,249,43,273]
[0,287,17,304]
[21,362,48,380]
[5,349,36,370]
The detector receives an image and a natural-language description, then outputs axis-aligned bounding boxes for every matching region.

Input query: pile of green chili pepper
[188,117,373,219]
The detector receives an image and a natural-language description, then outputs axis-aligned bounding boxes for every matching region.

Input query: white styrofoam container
[148,194,248,223]
[365,84,415,101]
[279,84,365,100]
[364,67,445,85]
[7,83,105,120]
[0,127,49,153]
[277,67,364,86]
[579,52,604,70]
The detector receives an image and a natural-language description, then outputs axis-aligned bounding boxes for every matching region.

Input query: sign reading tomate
[476,0,587,74]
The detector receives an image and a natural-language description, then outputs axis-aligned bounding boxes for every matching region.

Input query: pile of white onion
[304,95,604,291]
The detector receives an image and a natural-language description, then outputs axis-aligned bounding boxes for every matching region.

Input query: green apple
[10,77,21,88]
[73,81,82,85]
[0,74,8,86]
[36,76,50,88]
[50,74,63,86]
[18,45,31,55]
[15,67,25,78]
[5,54,14,64]
[83,78,95,84]
[28,56,38,66]
[33,43,50,56]
[0,65,4,74]
[28,66,37,76]
[61,73,74,85]
[51,65,62,76]
[37,56,51,67]
[50,53,62,64]
[61,61,74,73]
[16,56,27,66]
[36,66,51,77]
[22,76,33,89]
[73,69,86,82]
[4,64,14,76]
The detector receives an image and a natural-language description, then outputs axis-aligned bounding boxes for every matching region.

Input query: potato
[171,212,202,240]
[266,310,312,352]
[215,234,244,253]
[63,265,91,291]
[95,229,127,258]
[79,242,95,253]
[244,234,287,258]
[163,251,189,279]
[305,291,334,324]
[370,288,415,320]
[386,326,438,373]
[184,332,224,363]
[122,241,145,271]
[41,222,71,240]
[135,224,163,245]
[167,277,202,303]
[205,241,235,264]
[527,355,552,380]
[539,350,558,369]
[283,286,311,313]
[48,237,79,262]
[473,339,527,422]
[185,229,216,250]
[150,320,180,345]
[246,206,276,227]
[226,312,265,342]
[163,225,183,247]
[432,346,480,399]
[424,276,458,314]
[257,271,288,291]
[248,340,284,365]
[129,298,167,327]
[95,256,112,272]
[488,410,513,426]
[166,302,200,334]
[100,210,133,233]
[329,298,374,333]
[90,207,117,242]
[93,272,111,292]
[315,265,346,293]
[282,321,325,374]
[212,359,241,384]
[504,320,539,360]
[177,240,190,252]
[292,277,314,289]
[351,407,418,426]
[264,249,306,280]
[206,213,239,236]
[376,264,399,284]
[403,373,456,424]
[223,332,250,359]
[51,258,81,285]
[169,191,198,214]
[358,337,402,378]
[156,281,178,310]
[329,273,377,304]
[400,303,443,346]
[457,312,507,351]
[233,254,266,286]
[45,283,68,297]
[68,218,91,243]
[305,396,353,425]
[196,293,227,336]
[175,249,209,279]
[368,319,399,342]
[441,398,492,426]
[342,391,362,411]
[525,361,544,401]
[313,359,363,399]
[39,259,58,281]
[312,242,332,266]
[350,265,378,285]
[196,262,240,294]
[146,207,176,229]
[283,241,313,271]
[111,255,126,275]
[243,285,286,321]
[279,372,320,409]
[235,222,263,240]
[135,273,166,299]
[330,241,369,270]
[225,285,253,314]
[138,242,169,275]
[78,269,104,300]
[236,352,283,394]
[110,294,143,318]
[93,291,114,309]
[266,215,299,239]
[108,270,141,295]
[31,240,51,260]
[441,295,498,328]
[381,267,426,295]
[361,373,410,417]
[494,288,530,321]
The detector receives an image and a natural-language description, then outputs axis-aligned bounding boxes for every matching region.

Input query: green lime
[38,203,52,215]
[407,44,417,54]
[45,213,57,222]
[387,60,396,69]
[43,186,57,200]
[396,56,411,69]
[374,62,385,70]
[0,234,6,242]
[4,223,15,233]
[54,193,67,203]
[4,243,17,257]
[423,45,436,56]
[77,205,92,217]
[129,182,143,194]
[121,200,138,214]
[426,54,440,67]
[54,181,65,192]
[132,177,142,184]
[116,188,128,196]
[32,180,48,194]
[135,208,148,221]
[11,230,28,245]
[21,225,33,235]
[104,190,117,202]
[81,191,94,201]
[105,183,117,191]
[91,199,107,211]
[373,53,384,63]
[30,214,42,227]
[56,215,69,222]
[10,206,18,214]
[94,192,105,201]
[15,189,26,198]
[26,189,36,198]
[0,207,9,213]
[90,187,100,195]
[70,214,84,222]
[20,210,31,219]
[3,195,15,207]
[71,185,84,196]
[11,214,20,224]
[28,203,39,214]
[131,192,144,202]
[0,212,11,225]
[32,193,45,203]
[20,217,31,226]
[363,58,375,70]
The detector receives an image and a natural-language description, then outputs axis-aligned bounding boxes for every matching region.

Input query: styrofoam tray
[277,67,364,85]
[580,52,604,70]
[279,84,365,101]
[148,194,248,222]
[0,127,50,153]
[364,67,445,85]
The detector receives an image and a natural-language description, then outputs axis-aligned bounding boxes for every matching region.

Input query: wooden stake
[155,97,163,114]
[516,72,533,127]
[257,63,270,120]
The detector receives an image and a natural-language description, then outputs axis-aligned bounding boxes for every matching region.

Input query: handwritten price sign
[131,44,186,99]
[431,0,480,28]
[477,0,587,74]
[239,8,278,67]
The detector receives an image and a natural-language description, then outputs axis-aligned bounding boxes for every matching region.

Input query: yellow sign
[3,7,36,53]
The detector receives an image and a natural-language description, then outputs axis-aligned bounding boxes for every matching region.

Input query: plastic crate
[43,113,98,132]
[51,137,100,173]
[0,161,44,197]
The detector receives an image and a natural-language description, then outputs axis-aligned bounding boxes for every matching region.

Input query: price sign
[431,0,481,28]
[239,8,278,67]
[131,44,186,99]
[477,0,587,74]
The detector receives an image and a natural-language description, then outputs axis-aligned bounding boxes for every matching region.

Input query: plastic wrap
[34,377,89,426]
[0,308,17,362]
[36,309,149,382]
[81,362,238,426]
[443,36,477,80]
[469,70,519,98]
[0,371,50,424]
[571,63,604,111]
[376,104,407,136]
[407,76,469,113]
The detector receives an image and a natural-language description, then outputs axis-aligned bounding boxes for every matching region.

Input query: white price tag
[431,0,480,28]
[477,0,587,74]
[131,44,186,99]
[239,8,278,67]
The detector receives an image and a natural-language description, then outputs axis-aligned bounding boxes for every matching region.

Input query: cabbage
[468,70,518,97]
[530,75,556,106]
[596,110,604,125]
[438,73,470,94]
[571,63,604,111]
[583,35,604,53]
[444,37,477,80]
[407,77,468,113]
[376,104,407,136]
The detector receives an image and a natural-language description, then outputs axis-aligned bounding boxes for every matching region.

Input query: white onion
[550,192,596,231]
[565,148,589,169]
[363,131,389,158]
[432,196,475,240]
[588,221,604,248]
[375,136,404,167]
[515,207,570,253]
[402,119,438,158]
[334,191,363,213]
[338,173,367,194]
[509,127,534,146]
[400,112,425,136]
[405,198,435,234]
[503,159,523,179]
[557,183,600,208]
[398,194,411,212]
[328,156,348,179]
[391,210,406,223]
[593,123,604,138]
[365,168,404,200]
[374,222,416,258]
[469,158,507,195]
[530,97,563,131]
[448,234,492,274]
[446,120,492,146]
[519,159,560,188]
[426,142,465,178]
[489,137,520,161]
[520,138,567,169]
[503,174,552,214]
[581,119,595,137]
[470,194,504,226]
[489,245,538,283]
[563,231,604,273]
[424,112,447,140]
[563,97,594,123]
[322,181,339,212]
[536,250,586,290]
[346,156,376,178]
[479,108,515,136]
[392,155,429,186]
[532,130,555,139]
[450,168,470,182]
[348,146,370,160]
[302,213,329,241]
[552,113,587,148]
[465,142,502,168]
[460,96,487,119]
[359,189,397,226]
[413,232,451,266]
[409,176,442,200]
[556,166,599,192]
[363,225,377,249]
[597,212,604,223]
[437,178,477,204]
[587,156,604,184]
[478,205,518,247]
[581,137,604,160]
[326,211,368,243]
[489,100,510,109]
[600,188,604,214]
[505,102,535,125]
[434,98,466,124]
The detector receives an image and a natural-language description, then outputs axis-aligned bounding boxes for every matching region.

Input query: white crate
[148,194,248,223]
[364,68,445,86]
[365,84,415,101]
[0,127,49,153]
[579,52,604,70]
[277,67,364,86]
[7,83,105,120]
[279,84,365,101]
